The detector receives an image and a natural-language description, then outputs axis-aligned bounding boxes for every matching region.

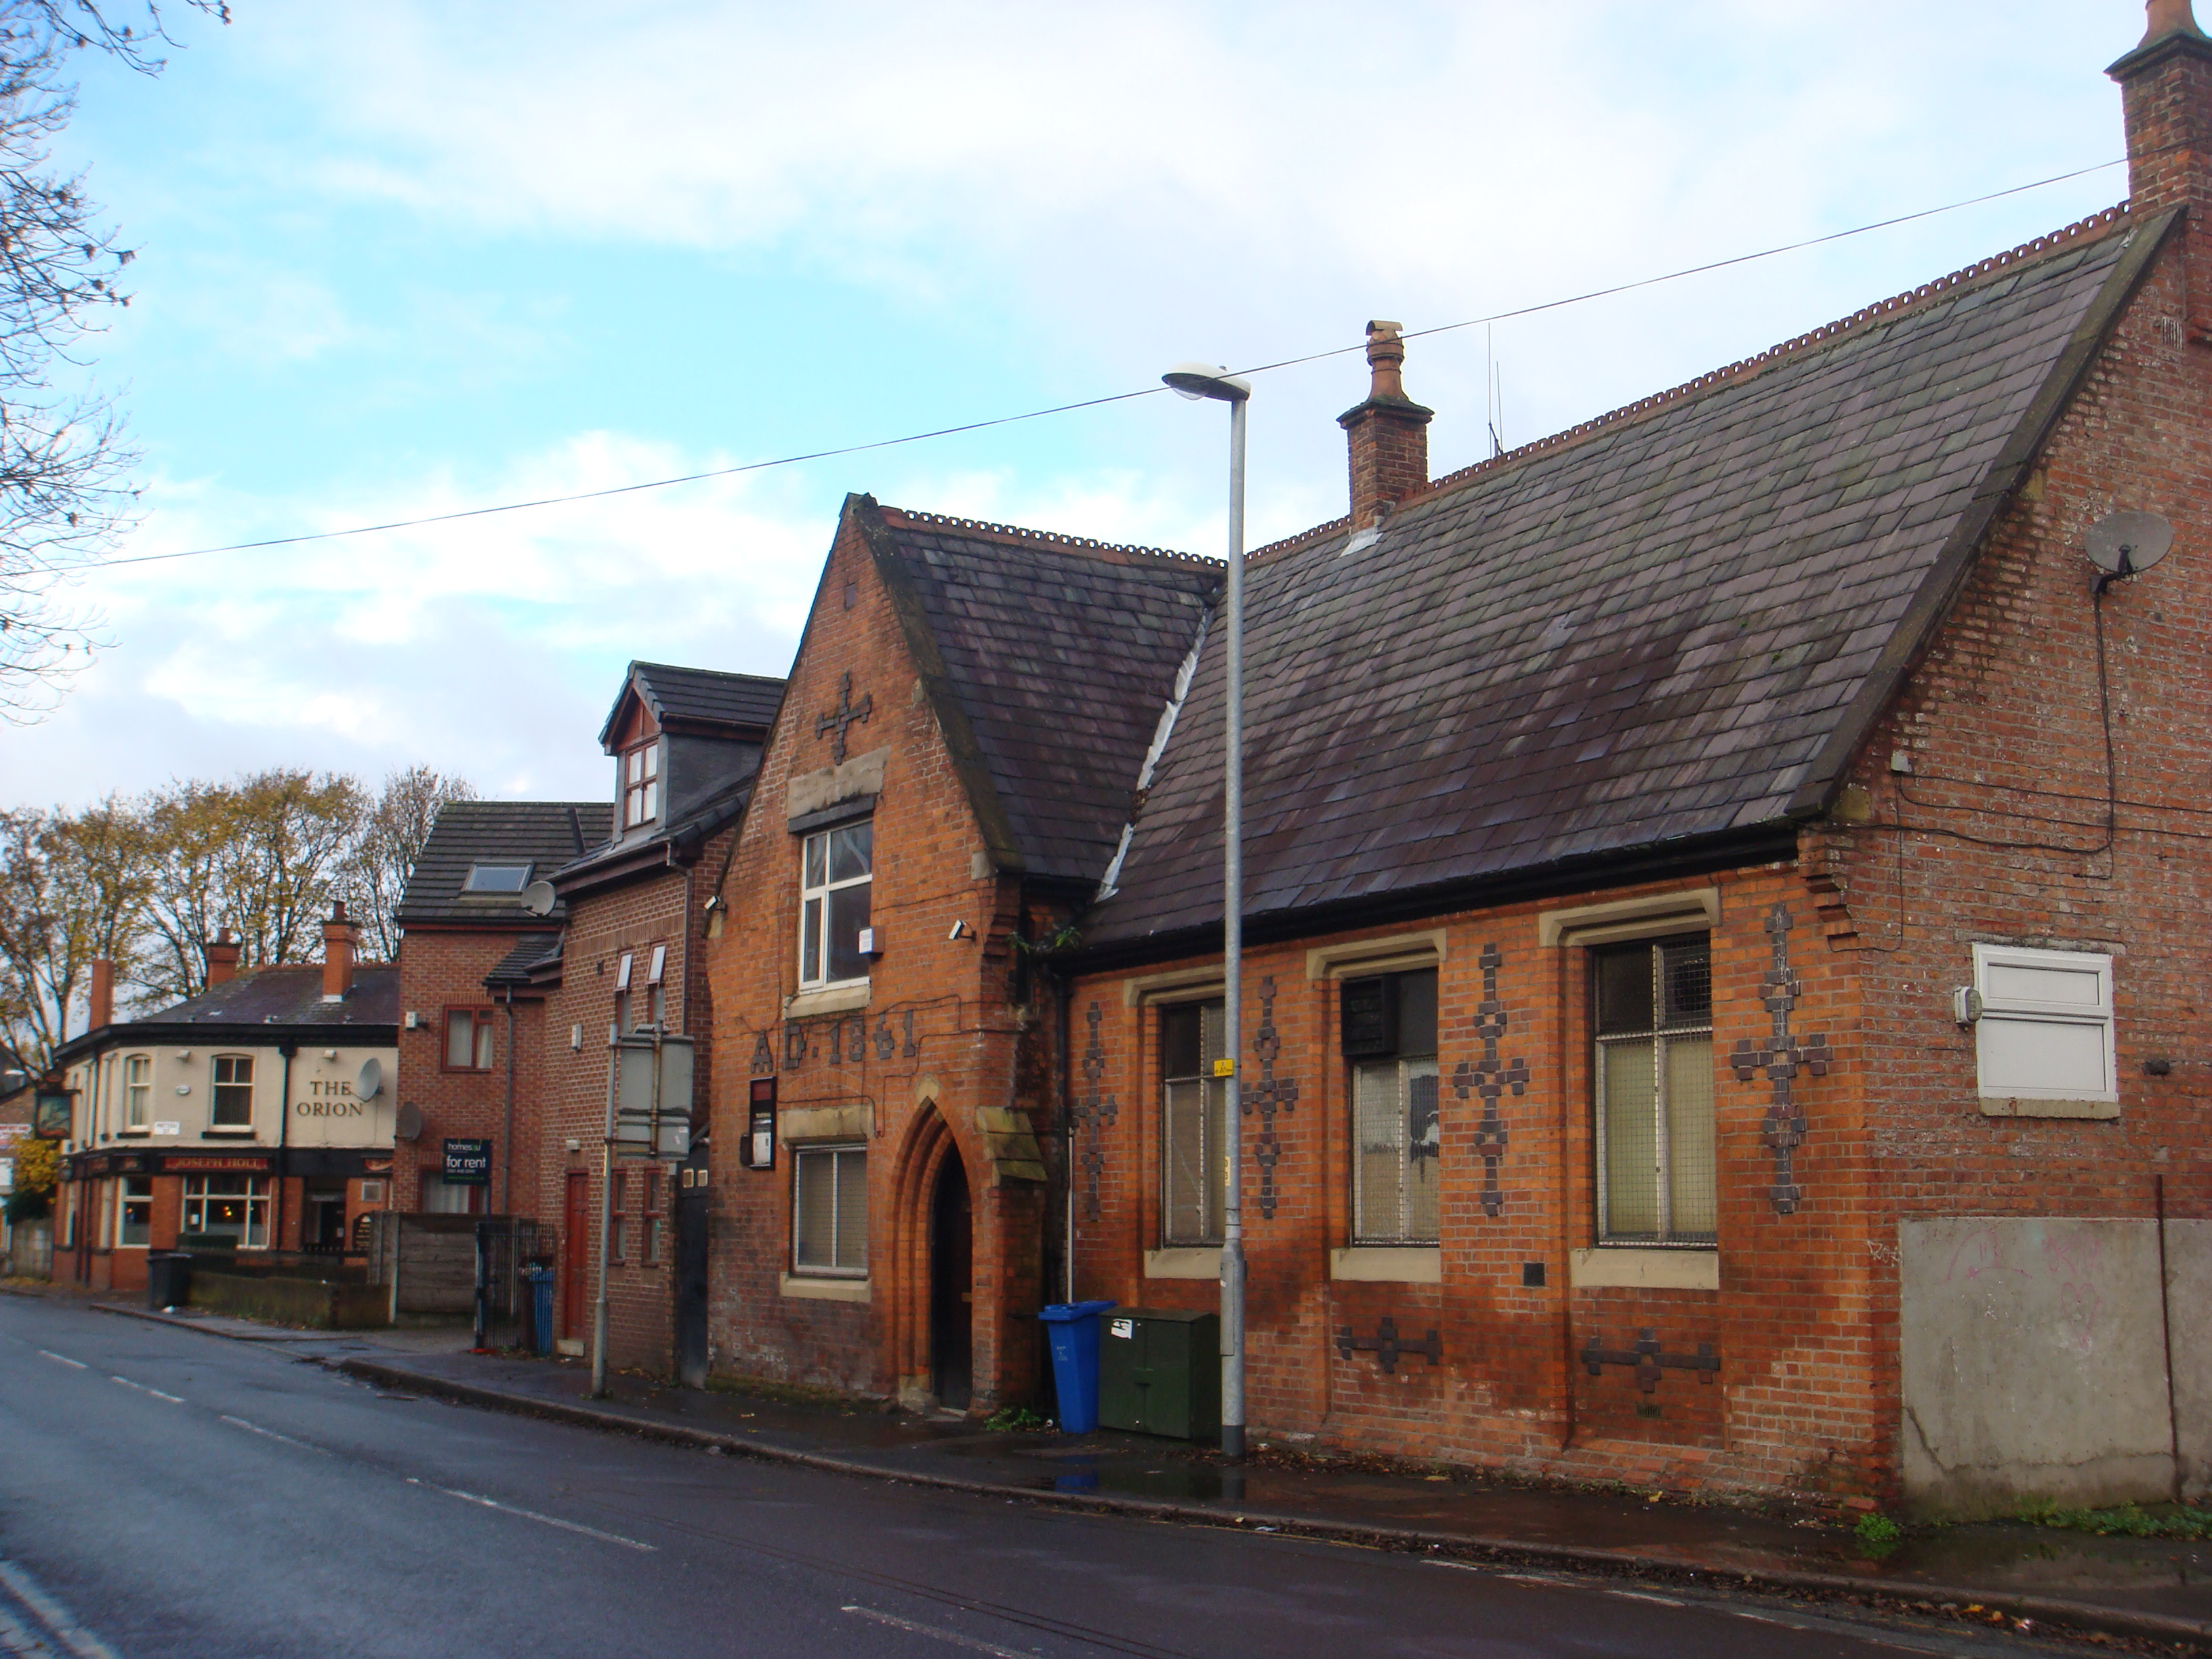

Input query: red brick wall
[1809,211,2212,1500]
[533,862,695,1374]
[393,925,549,1218]
[701,508,1054,1410]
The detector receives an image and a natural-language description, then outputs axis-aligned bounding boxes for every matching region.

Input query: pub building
[47,905,398,1294]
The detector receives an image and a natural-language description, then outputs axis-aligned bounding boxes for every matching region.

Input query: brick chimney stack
[87,958,113,1031]
[321,902,359,1002]
[2110,0,2212,341]
[1338,321,1434,529]
[204,928,240,987]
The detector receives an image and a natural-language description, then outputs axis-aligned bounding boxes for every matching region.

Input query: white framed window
[798,821,873,987]
[1160,1000,1227,1246]
[1345,968,1441,1246]
[1593,936,1715,1247]
[1972,944,2116,1104]
[647,943,668,1026]
[183,1174,268,1247]
[210,1054,255,1130]
[117,1176,152,1246]
[124,1054,151,1131]
[623,742,659,828]
[792,1144,867,1276]
[464,862,532,893]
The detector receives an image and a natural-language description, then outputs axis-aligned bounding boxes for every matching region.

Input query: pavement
[42,1286,2212,1654]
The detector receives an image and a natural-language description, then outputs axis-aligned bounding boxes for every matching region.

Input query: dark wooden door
[674,1146,710,1389]
[930,1157,972,1410]
[562,1172,589,1337]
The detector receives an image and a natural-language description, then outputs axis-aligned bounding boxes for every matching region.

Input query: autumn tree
[4,1132,58,1221]
[346,765,476,962]
[0,1,227,719]
[0,795,152,1063]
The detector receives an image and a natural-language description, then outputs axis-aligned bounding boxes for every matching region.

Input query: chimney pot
[321,903,359,1002]
[1337,321,1435,530]
[87,958,113,1033]
[203,928,240,987]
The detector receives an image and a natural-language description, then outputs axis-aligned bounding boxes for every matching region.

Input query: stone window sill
[780,1272,869,1303]
[1143,1247,1220,1279]
[1329,1246,1441,1284]
[783,983,870,1020]
[1568,1246,1719,1290]
[1979,1095,2118,1120]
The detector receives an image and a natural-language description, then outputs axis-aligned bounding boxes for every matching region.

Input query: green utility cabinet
[1097,1307,1221,1439]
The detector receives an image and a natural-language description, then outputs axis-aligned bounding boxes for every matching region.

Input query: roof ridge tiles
[1420,202,2133,502]
[880,504,1219,569]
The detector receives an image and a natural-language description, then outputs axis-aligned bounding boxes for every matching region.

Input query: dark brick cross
[1335,1315,1441,1374]
[1580,1328,1720,1393]
[815,672,874,763]
[1244,977,1299,1220]
[1451,943,1526,1216]
[1729,903,1828,1215]
[1069,1002,1118,1221]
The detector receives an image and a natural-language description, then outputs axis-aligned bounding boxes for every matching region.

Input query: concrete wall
[1899,1217,2212,1518]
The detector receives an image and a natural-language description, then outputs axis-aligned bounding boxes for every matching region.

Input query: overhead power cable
[89,155,2128,573]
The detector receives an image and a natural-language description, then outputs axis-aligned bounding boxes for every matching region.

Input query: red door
[562,1172,589,1336]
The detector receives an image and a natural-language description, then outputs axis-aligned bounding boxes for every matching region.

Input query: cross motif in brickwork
[1580,1328,1720,1393]
[1068,1002,1118,1222]
[1243,977,1299,1220]
[1335,1315,1441,1374]
[1451,942,1526,1218]
[815,672,874,763]
[1744,901,1825,1216]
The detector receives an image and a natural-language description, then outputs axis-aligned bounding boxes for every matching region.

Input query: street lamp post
[1162,361,1252,1462]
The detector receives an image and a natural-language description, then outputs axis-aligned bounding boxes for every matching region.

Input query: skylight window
[465,863,533,893]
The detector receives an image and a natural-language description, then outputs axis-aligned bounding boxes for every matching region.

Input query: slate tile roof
[864,504,1221,884]
[600,661,784,745]
[122,965,399,1030]
[1087,211,2147,947]
[397,801,613,926]
[485,933,563,987]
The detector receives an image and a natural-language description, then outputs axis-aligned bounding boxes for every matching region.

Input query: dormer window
[465,862,532,893]
[623,741,660,828]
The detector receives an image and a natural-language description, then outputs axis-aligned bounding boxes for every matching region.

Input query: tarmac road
[0,1295,2085,1659]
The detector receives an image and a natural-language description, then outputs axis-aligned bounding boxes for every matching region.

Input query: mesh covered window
[1349,968,1440,1243]
[793,1145,867,1275]
[1593,937,1714,1245]
[1160,1000,1227,1246]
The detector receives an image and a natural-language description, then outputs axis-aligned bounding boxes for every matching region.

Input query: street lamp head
[1162,362,1252,403]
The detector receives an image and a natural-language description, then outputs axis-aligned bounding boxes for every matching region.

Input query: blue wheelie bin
[1037,1299,1117,1433]
[526,1266,556,1355]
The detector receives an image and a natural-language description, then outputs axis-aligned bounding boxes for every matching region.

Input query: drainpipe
[1057,968,1075,1305]
[275,1042,296,1254]
[501,986,517,1216]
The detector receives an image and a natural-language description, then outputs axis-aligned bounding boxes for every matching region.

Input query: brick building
[697,499,1214,1411]
[686,3,2212,1515]
[47,911,396,1295]
[391,800,609,1219]
[526,663,782,1373]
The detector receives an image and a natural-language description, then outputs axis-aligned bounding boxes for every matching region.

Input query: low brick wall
[190,1269,390,1330]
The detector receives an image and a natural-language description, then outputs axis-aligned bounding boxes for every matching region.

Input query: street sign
[611,1031,692,1160]
[443,1138,492,1185]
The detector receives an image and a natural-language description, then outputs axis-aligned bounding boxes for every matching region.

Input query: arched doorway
[929,1153,972,1410]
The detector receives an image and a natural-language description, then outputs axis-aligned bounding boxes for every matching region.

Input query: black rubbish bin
[146,1250,193,1311]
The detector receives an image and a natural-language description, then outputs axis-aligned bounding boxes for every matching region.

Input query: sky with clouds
[1,0,2156,807]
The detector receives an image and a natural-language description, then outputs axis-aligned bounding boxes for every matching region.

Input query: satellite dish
[522,880,558,917]
[395,1101,424,1141]
[356,1057,383,1102]
[2087,511,2173,575]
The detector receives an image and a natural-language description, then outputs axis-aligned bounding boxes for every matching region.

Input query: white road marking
[403,1477,655,1552]
[0,1562,119,1659]
[841,1606,1039,1658]
[218,1414,330,1456]
[1607,1590,1685,1607]
[33,1352,85,1371]
[0,1594,58,1658]
[109,1376,183,1404]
